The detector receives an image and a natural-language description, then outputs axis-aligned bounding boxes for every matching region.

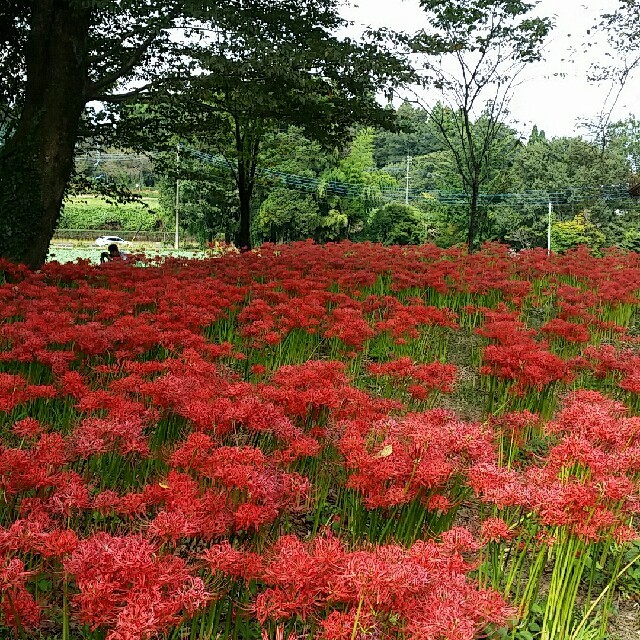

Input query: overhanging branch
[86,30,162,98]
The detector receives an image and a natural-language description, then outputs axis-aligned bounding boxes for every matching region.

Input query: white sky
[341,0,640,139]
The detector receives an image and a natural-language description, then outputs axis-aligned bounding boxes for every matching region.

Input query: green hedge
[59,196,162,231]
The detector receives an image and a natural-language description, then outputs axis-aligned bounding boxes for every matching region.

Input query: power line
[75,148,639,207]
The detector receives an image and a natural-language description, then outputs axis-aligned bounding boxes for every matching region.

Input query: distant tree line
[131,105,639,252]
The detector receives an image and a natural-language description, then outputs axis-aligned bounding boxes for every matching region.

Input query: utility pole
[405,155,411,205]
[547,202,552,255]
[174,147,180,250]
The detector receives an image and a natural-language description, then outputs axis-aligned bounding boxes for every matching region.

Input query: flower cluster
[208,532,513,640]
[339,409,493,508]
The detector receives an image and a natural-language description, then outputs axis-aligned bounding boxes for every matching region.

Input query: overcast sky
[341,0,639,140]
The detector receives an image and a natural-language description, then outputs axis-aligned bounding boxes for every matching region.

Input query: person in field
[100,243,127,264]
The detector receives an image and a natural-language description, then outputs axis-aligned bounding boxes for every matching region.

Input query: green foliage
[623,227,640,252]
[498,124,640,248]
[256,188,323,243]
[59,196,160,231]
[161,127,399,245]
[157,168,239,244]
[0,0,410,265]
[374,102,444,168]
[411,0,551,251]
[551,213,606,252]
[320,128,398,236]
[618,541,640,598]
[366,203,428,245]
[113,2,411,249]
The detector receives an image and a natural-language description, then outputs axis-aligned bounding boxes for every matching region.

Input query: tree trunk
[233,118,261,252]
[0,1,91,269]
[467,183,479,253]
[237,185,252,251]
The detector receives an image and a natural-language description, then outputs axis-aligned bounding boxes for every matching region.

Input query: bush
[256,188,327,243]
[551,213,605,253]
[366,203,428,245]
[623,228,640,252]
[59,196,161,231]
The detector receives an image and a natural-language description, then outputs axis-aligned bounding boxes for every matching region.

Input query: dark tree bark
[0,1,92,269]
[467,184,480,253]
[237,179,253,251]
[233,117,261,251]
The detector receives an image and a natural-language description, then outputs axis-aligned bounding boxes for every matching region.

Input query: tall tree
[589,1,640,150]
[409,0,551,251]
[0,0,199,268]
[374,102,444,168]
[501,130,637,248]
[319,128,398,239]
[117,2,410,249]
[0,0,404,265]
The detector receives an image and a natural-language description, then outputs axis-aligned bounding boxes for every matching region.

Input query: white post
[405,155,412,205]
[547,202,552,255]
[174,148,180,250]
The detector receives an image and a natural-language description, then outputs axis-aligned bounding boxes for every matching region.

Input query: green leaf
[37,579,53,592]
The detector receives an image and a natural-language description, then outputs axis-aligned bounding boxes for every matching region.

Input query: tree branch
[89,82,157,103]
[86,30,162,98]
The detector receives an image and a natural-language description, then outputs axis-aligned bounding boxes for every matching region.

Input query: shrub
[366,203,428,245]
[59,197,161,231]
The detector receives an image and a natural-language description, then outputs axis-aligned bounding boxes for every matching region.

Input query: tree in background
[256,189,322,243]
[501,126,639,248]
[319,128,398,239]
[410,0,551,251]
[589,1,640,150]
[374,101,444,167]
[0,0,410,265]
[551,213,606,253]
[117,3,410,250]
[420,108,522,246]
[0,0,206,268]
[369,102,640,251]
[366,203,429,246]
[159,127,401,246]
[158,170,239,246]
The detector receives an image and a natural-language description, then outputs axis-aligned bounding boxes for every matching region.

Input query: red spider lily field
[1,241,640,640]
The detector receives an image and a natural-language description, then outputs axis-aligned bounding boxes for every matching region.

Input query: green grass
[66,193,160,206]
[60,194,163,232]
[48,241,206,264]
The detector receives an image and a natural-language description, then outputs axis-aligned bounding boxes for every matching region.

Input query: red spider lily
[2,242,640,639]
[10,417,43,440]
[202,540,264,580]
[470,392,640,541]
[480,518,515,544]
[68,416,149,458]
[36,528,79,559]
[339,410,493,508]
[375,304,458,343]
[325,306,374,348]
[0,555,40,632]
[540,318,591,343]
[64,533,211,640]
[261,360,398,426]
[480,342,572,394]
[261,625,299,640]
[242,532,512,639]
[0,373,56,412]
[0,432,68,496]
[368,357,458,398]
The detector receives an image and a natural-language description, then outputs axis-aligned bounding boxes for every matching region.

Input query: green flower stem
[570,549,640,640]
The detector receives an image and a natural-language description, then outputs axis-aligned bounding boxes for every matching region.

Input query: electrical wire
[75,148,639,207]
